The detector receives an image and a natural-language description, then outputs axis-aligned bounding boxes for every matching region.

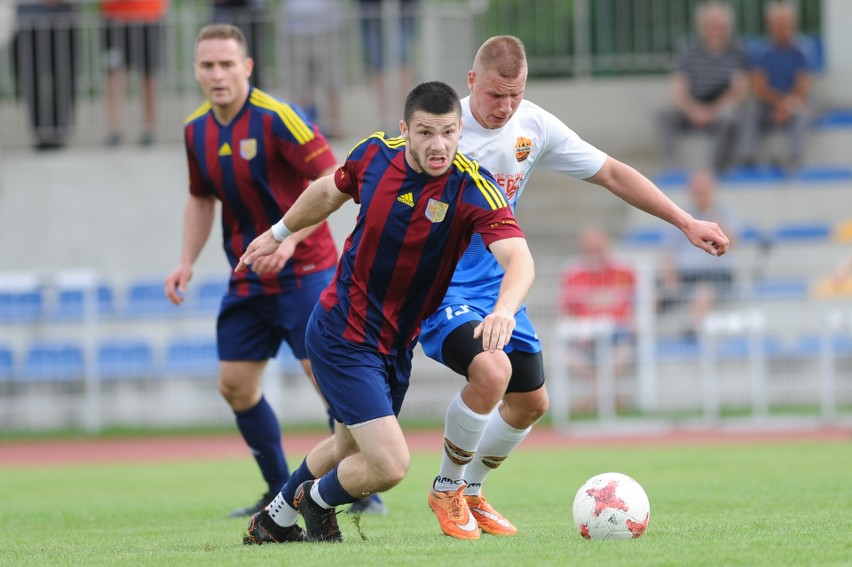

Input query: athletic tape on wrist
[271,219,293,242]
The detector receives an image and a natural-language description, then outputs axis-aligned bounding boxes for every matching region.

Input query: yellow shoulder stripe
[346,132,405,158]
[250,90,315,144]
[184,101,211,124]
[453,153,508,210]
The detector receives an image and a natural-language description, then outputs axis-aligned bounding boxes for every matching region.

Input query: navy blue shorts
[216,268,334,361]
[306,308,412,427]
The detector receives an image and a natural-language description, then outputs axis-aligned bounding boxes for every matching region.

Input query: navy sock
[317,465,358,507]
[281,458,315,509]
[234,396,289,493]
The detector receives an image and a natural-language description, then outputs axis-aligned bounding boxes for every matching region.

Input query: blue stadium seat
[749,278,810,300]
[719,165,788,184]
[772,222,831,243]
[194,278,228,314]
[787,334,852,359]
[54,285,115,320]
[623,227,666,247]
[164,338,218,377]
[713,336,783,360]
[813,109,852,130]
[0,346,14,381]
[22,342,85,382]
[652,169,689,189]
[124,280,179,317]
[0,289,43,323]
[655,337,700,360]
[98,340,157,380]
[738,225,769,246]
[795,166,852,182]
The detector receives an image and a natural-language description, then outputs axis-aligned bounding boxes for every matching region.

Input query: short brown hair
[473,35,527,79]
[195,23,249,56]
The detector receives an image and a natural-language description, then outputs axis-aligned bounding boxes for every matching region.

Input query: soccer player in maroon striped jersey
[164,23,338,519]
[237,81,535,544]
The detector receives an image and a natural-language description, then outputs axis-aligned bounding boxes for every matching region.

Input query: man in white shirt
[422,35,731,540]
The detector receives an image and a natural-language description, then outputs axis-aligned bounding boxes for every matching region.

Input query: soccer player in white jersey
[421,35,730,540]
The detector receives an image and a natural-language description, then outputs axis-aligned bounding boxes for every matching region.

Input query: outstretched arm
[474,237,535,352]
[586,157,730,257]
[235,173,350,271]
[248,165,340,275]
[164,194,217,305]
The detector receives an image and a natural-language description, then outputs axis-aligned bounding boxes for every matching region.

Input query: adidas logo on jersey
[218,142,233,156]
[397,192,414,207]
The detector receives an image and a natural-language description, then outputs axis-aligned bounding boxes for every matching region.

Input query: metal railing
[3,245,852,433]
[0,0,825,149]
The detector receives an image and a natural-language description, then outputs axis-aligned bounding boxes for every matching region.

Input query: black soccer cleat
[243,509,307,544]
[228,490,276,518]
[294,480,343,542]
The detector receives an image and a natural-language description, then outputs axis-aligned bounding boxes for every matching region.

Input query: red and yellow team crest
[514,136,532,162]
[425,198,449,223]
[240,138,257,160]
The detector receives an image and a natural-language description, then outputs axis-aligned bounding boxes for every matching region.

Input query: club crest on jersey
[514,136,532,162]
[425,198,448,223]
[240,138,257,160]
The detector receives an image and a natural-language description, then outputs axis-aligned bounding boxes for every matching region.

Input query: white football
[572,472,650,540]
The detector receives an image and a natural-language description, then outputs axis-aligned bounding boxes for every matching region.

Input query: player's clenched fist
[235,230,282,273]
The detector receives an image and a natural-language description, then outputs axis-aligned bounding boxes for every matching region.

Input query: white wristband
[271,219,293,242]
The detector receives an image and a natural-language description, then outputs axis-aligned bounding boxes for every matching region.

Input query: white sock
[434,392,492,493]
[310,481,333,509]
[266,492,299,527]
[463,411,531,497]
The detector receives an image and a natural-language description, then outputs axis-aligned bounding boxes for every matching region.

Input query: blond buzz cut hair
[195,23,249,57]
[473,35,527,79]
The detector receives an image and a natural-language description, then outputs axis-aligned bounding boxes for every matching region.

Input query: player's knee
[505,388,549,427]
[217,379,259,411]
[468,352,512,394]
[374,455,410,490]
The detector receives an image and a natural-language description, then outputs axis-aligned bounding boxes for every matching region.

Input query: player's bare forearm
[587,158,693,232]
[476,237,535,351]
[181,195,217,266]
[587,159,729,256]
[236,175,350,271]
[283,174,350,231]
[284,165,343,246]
[492,237,535,315]
[235,230,280,272]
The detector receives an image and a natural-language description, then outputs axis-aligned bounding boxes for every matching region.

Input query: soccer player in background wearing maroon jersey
[164,23,342,519]
[237,81,535,543]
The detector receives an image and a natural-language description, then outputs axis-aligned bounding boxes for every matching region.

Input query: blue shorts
[419,293,542,364]
[306,308,413,427]
[217,268,334,361]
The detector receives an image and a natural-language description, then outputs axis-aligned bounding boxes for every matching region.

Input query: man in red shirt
[559,227,636,404]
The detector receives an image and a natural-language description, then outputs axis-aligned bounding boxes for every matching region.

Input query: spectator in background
[358,0,418,130]
[12,0,79,150]
[212,0,268,90]
[282,0,344,138]
[101,0,169,147]
[658,170,741,338]
[558,227,637,398]
[735,1,812,172]
[658,1,748,172]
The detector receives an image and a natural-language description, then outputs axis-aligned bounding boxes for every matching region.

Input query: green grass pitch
[1,440,849,566]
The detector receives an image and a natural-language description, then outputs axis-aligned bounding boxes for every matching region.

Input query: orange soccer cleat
[427,483,481,540]
[465,493,517,536]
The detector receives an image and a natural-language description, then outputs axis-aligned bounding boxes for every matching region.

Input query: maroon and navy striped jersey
[317,133,525,355]
[184,88,338,296]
